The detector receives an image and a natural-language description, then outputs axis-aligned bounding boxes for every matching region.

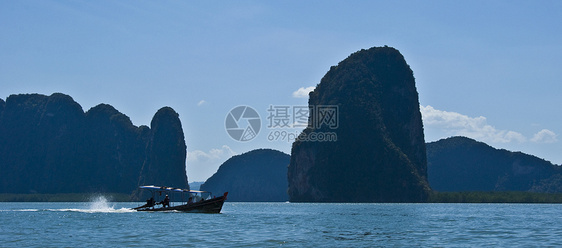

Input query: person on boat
[188,196,193,204]
[160,195,170,208]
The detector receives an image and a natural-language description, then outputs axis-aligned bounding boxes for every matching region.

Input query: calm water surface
[1,200,561,247]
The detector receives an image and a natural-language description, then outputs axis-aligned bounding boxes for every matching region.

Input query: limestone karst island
[2,46,562,203]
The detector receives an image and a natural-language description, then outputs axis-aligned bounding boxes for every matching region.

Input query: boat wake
[12,196,135,213]
[58,196,135,213]
[54,207,135,213]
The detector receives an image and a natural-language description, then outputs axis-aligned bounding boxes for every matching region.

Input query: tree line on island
[2,46,562,203]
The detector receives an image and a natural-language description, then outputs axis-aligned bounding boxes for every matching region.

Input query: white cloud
[531,129,558,143]
[197,100,206,106]
[186,145,236,182]
[292,86,315,98]
[420,105,526,143]
[187,145,236,163]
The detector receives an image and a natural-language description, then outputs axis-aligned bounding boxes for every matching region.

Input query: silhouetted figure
[160,195,170,208]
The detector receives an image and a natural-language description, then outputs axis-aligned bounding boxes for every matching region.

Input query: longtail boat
[132,185,228,213]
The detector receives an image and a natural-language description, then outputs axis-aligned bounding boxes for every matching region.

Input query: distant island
[427,136,562,193]
[189,181,205,191]
[197,137,562,203]
[201,149,290,202]
[0,93,188,199]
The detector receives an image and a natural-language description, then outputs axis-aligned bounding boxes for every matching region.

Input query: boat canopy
[139,185,207,194]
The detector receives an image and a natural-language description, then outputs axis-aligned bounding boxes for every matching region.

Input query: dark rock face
[138,107,188,189]
[201,149,290,202]
[288,46,430,202]
[0,98,4,115]
[0,93,85,193]
[427,136,562,192]
[81,104,149,193]
[0,93,188,194]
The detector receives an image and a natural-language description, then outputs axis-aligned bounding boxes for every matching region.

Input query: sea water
[1,198,562,247]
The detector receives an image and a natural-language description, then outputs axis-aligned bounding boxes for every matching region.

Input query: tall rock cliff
[137,107,188,189]
[288,46,430,202]
[0,93,188,194]
[201,149,290,202]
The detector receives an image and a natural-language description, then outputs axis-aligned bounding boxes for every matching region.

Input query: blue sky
[2,1,561,182]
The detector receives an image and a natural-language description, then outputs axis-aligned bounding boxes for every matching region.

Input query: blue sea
[1,198,561,247]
